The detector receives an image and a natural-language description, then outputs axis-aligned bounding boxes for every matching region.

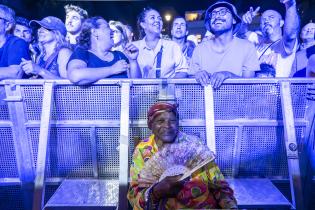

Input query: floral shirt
[127,132,237,209]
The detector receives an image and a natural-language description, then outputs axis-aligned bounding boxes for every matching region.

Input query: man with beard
[171,16,196,64]
[64,4,88,47]
[189,1,260,88]
[241,0,299,77]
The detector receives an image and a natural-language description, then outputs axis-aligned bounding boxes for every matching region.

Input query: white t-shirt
[249,32,297,77]
[188,37,260,76]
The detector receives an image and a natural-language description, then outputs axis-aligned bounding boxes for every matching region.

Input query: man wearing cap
[20,16,72,79]
[189,1,260,88]
[0,4,30,80]
[64,4,88,47]
[241,0,299,77]
[128,102,237,209]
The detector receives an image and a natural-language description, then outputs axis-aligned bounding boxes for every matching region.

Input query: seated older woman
[67,16,141,85]
[128,102,237,209]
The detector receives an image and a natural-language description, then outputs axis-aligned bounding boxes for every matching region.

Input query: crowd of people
[0,0,314,88]
[0,1,313,209]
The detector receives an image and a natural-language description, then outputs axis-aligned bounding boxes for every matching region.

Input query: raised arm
[123,43,142,78]
[238,7,261,39]
[282,0,299,53]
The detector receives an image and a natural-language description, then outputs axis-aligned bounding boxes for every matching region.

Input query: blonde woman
[20,16,72,79]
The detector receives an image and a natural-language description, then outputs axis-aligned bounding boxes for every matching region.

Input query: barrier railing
[0,78,314,210]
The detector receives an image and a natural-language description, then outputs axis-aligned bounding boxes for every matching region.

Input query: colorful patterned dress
[127,132,237,209]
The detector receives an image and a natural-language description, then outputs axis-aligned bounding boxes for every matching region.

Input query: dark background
[1,0,315,35]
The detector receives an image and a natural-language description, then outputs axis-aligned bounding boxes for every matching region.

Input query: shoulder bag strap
[155,46,163,78]
[258,39,281,60]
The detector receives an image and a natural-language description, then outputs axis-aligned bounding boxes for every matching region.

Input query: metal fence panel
[215,127,236,177]
[0,185,24,210]
[28,127,94,178]
[175,84,205,120]
[0,86,9,120]
[97,127,120,179]
[130,85,159,120]
[53,85,121,120]
[0,79,313,209]
[214,83,282,120]
[239,126,288,177]
[0,128,18,178]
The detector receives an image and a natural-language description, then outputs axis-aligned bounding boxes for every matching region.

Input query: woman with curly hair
[20,16,72,79]
[67,16,141,85]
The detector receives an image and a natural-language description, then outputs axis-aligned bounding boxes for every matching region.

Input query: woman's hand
[111,59,130,74]
[124,43,139,61]
[152,175,185,200]
[20,58,42,75]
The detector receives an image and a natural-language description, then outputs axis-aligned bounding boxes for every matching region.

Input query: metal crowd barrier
[0,78,314,210]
